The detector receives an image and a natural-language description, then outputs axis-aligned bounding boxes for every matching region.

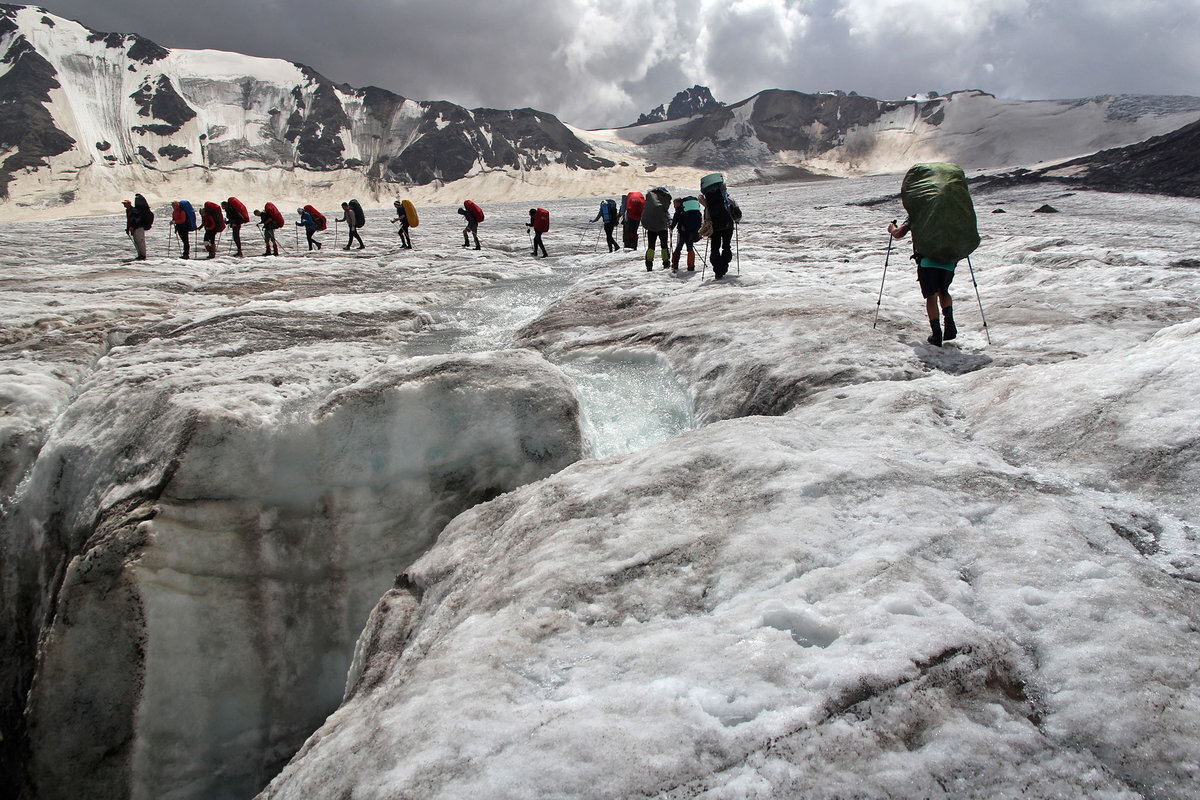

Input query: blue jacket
[297,211,316,231]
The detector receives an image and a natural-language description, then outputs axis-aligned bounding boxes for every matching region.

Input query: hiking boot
[928,318,943,347]
[356,245,364,250]
[942,307,957,340]
[474,244,481,250]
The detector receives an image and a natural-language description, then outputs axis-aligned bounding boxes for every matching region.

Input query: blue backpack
[177,200,198,232]
[603,198,618,223]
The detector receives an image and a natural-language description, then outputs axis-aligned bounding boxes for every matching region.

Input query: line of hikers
[592,173,743,279]
[123,196,421,259]
[121,162,983,347]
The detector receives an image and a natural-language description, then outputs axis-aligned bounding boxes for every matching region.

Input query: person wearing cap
[123,198,149,260]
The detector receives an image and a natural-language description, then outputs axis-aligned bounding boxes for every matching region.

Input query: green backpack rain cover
[900,162,980,264]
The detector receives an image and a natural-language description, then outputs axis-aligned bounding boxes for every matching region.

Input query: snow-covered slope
[0,4,614,217]
[607,89,1200,182]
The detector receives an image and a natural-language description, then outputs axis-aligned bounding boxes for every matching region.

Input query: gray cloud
[32,0,1200,128]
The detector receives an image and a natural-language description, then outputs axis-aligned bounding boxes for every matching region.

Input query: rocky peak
[635,85,722,126]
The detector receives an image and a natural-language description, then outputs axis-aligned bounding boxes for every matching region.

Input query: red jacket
[172,205,186,225]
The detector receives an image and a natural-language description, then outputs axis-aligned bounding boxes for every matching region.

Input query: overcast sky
[31,0,1200,129]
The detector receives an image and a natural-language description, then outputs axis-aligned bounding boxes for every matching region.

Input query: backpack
[464,200,484,222]
[680,196,703,234]
[603,198,617,223]
[624,191,644,222]
[177,200,198,231]
[204,201,225,232]
[264,202,285,228]
[900,162,979,264]
[700,173,734,232]
[226,197,249,225]
[401,199,419,227]
[532,208,550,233]
[348,199,365,227]
[304,204,326,231]
[640,187,671,231]
[134,194,153,229]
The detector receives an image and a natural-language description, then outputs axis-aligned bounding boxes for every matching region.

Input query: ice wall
[0,217,591,799]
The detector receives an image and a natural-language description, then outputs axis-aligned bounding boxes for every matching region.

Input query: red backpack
[303,204,326,231]
[204,201,226,232]
[264,202,285,228]
[532,208,549,233]
[226,197,249,225]
[464,200,484,222]
[625,191,645,222]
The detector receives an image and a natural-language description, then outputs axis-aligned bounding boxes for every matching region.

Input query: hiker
[621,192,644,249]
[123,196,150,260]
[253,208,280,256]
[170,201,191,259]
[591,198,620,252]
[889,220,957,346]
[527,208,548,257]
[296,207,322,250]
[200,202,223,259]
[669,196,703,271]
[699,174,741,279]
[339,202,364,250]
[887,162,980,346]
[458,201,482,249]
[391,200,413,249]
[641,187,672,270]
[222,197,248,257]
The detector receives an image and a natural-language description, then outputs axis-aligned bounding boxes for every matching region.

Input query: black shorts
[917,266,955,298]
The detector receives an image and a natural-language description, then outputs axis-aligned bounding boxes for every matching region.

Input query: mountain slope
[978,116,1200,197]
[0,4,613,211]
[614,88,1200,181]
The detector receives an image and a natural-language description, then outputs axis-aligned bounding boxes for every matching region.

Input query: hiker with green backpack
[887,162,981,347]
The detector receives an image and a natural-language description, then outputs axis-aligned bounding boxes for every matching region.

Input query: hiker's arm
[888,221,909,238]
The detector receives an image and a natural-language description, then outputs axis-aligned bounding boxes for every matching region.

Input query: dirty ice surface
[2,179,1199,800]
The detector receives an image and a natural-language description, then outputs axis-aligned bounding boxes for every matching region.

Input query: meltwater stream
[396,261,696,458]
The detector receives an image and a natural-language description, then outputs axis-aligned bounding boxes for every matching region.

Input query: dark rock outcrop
[0,6,75,199]
[635,85,723,126]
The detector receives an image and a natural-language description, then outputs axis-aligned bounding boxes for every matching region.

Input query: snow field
[2,179,1199,799]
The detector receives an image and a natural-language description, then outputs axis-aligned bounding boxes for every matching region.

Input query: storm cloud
[32,0,1200,128]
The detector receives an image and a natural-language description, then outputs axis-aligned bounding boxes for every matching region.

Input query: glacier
[0,178,1198,799]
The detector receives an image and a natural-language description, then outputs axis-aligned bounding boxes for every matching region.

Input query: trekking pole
[701,238,709,280]
[873,224,895,329]
[735,224,740,275]
[966,256,991,344]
